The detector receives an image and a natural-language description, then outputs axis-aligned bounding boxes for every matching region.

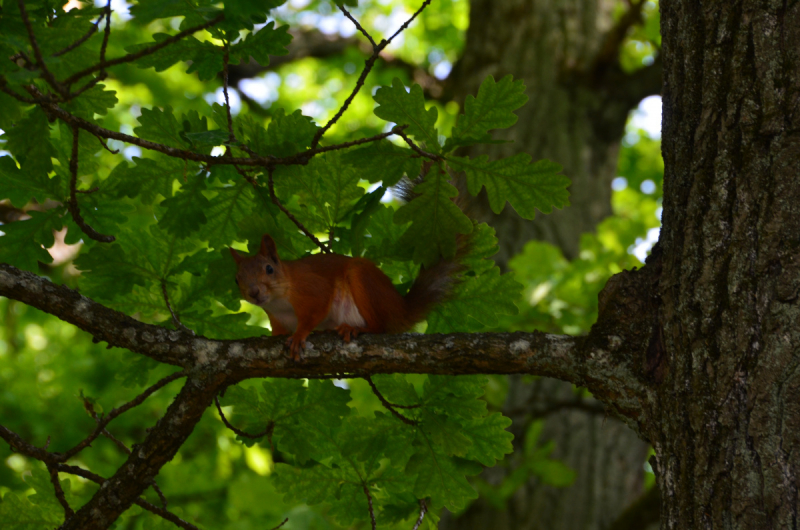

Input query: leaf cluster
[220,375,513,526]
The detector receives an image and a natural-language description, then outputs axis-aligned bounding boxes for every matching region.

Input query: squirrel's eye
[266,265,274,274]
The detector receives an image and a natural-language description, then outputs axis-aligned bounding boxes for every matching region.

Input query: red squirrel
[230,234,462,361]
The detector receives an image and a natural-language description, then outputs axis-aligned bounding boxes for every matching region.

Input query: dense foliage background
[0,0,662,528]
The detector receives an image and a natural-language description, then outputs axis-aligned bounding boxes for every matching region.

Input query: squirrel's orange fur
[230,234,460,361]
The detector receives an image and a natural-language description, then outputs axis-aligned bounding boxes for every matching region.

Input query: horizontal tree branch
[0,255,660,528]
[0,263,649,428]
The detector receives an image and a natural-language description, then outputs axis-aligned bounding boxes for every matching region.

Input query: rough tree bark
[650,1,800,527]
[442,1,661,528]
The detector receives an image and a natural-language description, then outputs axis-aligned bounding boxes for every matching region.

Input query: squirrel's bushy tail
[399,254,466,328]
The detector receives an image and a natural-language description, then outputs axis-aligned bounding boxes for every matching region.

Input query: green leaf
[223,0,284,29]
[0,210,63,271]
[0,491,62,529]
[461,222,501,275]
[407,442,480,511]
[62,85,118,119]
[0,91,23,130]
[461,412,514,466]
[448,154,569,218]
[393,169,473,266]
[230,22,292,66]
[76,224,194,302]
[128,0,217,24]
[274,151,362,231]
[127,35,223,81]
[341,140,423,186]
[181,311,261,339]
[26,468,78,513]
[202,180,258,249]
[158,178,210,237]
[348,187,387,258]
[3,108,56,178]
[72,190,133,237]
[374,78,439,151]
[273,463,368,526]
[264,108,319,157]
[449,75,527,146]
[117,355,161,388]
[74,241,150,300]
[370,374,419,408]
[105,156,186,203]
[427,267,521,333]
[233,109,318,158]
[235,208,314,260]
[420,409,472,457]
[222,379,351,462]
[0,156,59,207]
[339,413,416,468]
[182,129,230,149]
[134,106,189,148]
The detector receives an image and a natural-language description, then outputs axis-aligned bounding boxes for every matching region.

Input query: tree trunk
[442,1,661,529]
[651,1,800,528]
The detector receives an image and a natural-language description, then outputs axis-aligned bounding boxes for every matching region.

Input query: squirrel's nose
[249,288,260,299]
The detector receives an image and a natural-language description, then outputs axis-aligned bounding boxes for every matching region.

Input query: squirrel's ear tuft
[229,247,243,264]
[259,234,280,262]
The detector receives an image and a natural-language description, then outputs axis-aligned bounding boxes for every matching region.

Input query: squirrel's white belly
[321,288,366,329]
[262,288,366,332]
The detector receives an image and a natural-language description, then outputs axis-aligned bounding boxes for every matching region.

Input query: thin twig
[386,0,433,45]
[269,518,289,530]
[591,0,646,82]
[234,164,260,188]
[0,78,37,103]
[214,393,275,441]
[151,481,168,510]
[66,72,106,100]
[311,53,381,148]
[17,0,69,98]
[338,5,377,48]
[267,167,331,253]
[66,124,116,242]
[98,0,112,71]
[363,484,377,530]
[95,134,120,154]
[365,376,418,426]
[160,279,192,333]
[47,464,75,518]
[53,8,104,57]
[97,424,130,454]
[59,370,187,462]
[222,42,236,144]
[311,0,433,148]
[411,500,427,530]
[63,13,225,86]
[55,464,199,530]
[393,127,443,161]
